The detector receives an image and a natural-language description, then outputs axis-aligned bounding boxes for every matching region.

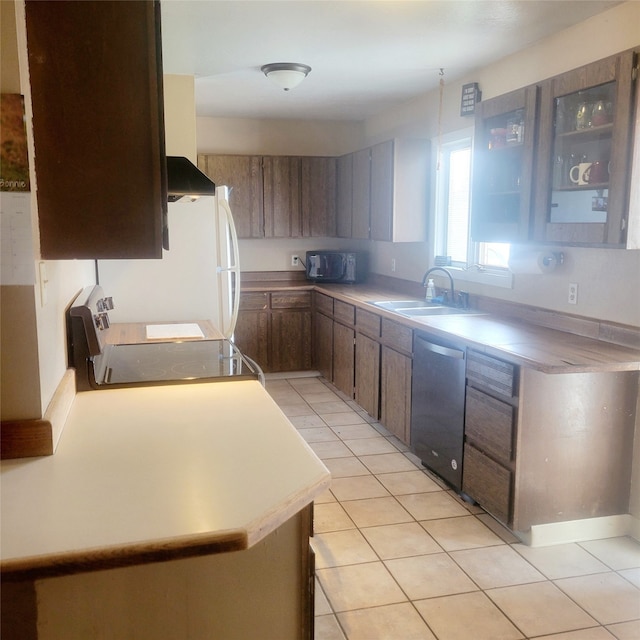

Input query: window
[434,131,512,286]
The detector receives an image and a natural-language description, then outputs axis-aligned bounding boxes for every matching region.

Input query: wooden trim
[0,420,53,460]
[1,369,76,460]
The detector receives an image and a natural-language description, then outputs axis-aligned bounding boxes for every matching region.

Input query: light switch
[38,261,48,306]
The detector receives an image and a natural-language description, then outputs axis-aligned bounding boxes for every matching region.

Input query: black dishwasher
[410,333,466,490]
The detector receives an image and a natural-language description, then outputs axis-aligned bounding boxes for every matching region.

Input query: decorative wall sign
[1,94,30,192]
[460,83,481,116]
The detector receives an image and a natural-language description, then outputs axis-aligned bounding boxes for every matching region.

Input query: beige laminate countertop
[0,380,330,581]
[243,280,640,374]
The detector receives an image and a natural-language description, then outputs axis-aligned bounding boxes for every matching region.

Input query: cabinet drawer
[381,319,412,354]
[467,350,516,399]
[356,308,381,337]
[465,386,514,464]
[314,292,334,316]
[463,443,512,524]
[240,292,269,310]
[334,300,355,325]
[271,291,311,309]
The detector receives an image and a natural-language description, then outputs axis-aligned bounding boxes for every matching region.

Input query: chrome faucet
[421,267,455,305]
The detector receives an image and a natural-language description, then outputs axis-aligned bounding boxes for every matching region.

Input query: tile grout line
[266,376,640,640]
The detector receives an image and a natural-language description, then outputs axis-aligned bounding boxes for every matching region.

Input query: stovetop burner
[68,285,258,391]
[95,340,252,386]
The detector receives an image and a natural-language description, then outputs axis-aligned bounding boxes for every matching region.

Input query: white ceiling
[160,0,621,122]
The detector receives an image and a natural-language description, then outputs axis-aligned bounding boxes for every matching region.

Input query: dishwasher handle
[416,336,465,359]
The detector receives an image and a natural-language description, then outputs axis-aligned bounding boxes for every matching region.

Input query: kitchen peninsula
[1,380,330,639]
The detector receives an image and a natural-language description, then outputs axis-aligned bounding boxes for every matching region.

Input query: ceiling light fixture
[261,62,312,91]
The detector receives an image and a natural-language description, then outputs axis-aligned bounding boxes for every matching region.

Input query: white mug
[569,162,592,186]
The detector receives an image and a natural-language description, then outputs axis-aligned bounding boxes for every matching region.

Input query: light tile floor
[265,374,640,640]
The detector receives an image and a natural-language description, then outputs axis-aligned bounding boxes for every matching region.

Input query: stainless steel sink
[400,306,473,317]
[368,300,440,311]
[367,299,480,317]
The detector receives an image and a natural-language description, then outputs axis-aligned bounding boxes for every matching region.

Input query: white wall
[197,118,365,157]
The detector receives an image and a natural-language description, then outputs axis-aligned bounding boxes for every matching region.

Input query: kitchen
[2,1,640,638]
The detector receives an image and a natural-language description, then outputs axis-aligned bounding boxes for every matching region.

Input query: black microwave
[305,251,367,283]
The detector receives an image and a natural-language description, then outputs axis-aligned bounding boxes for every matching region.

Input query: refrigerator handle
[217,196,241,339]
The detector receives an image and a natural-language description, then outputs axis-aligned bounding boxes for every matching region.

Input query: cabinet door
[333,322,355,398]
[234,310,269,371]
[380,346,412,444]
[336,154,353,238]
[352,148,372,239]
[26,0,167,259]
[198,155,263,238]
[533,50,636,246]
[355,333,380,419]
[301,157,337,237]
[313,311,333,380]
[471,86,538,242]
[370,141,394,241]
[263,157,301,237]
[271,310,312,372]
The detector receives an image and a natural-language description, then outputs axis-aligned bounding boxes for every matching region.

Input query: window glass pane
[445,147,471,262]
[478,242,511,268]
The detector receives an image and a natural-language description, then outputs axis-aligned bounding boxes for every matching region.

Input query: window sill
[448,266,514,289]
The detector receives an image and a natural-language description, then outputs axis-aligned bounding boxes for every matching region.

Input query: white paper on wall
[1,191,36,285]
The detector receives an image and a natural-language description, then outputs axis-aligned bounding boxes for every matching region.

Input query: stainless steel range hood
[166,156,215,203]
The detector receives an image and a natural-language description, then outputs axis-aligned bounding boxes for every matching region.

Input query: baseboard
[0,369,75,459]
[518,514,640,547]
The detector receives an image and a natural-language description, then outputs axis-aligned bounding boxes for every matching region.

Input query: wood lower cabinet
[355,333,380,419]
[313,309,333,380]
[25,0,167,259]
[333,321,355,398]
[354,308,382,419]
[271,292,312,372]
[462,350,518,526]
[379,319,413,444]
[234,292,269,369]
[380,346,412,444]
[463,349,638,533]
[234,290,311,373]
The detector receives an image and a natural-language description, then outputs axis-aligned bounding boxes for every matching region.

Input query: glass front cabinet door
[471,86,538,243]
[533,51,637,246]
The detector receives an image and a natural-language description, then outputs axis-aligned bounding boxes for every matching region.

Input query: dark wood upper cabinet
[263,156,302,238]
[533,50,637,247]
[471,86,538,243]
[198,154,264,238]
[25,0,167,259]
[352,148,372,239]
[336,148,371,239]
[301,156,337,237]
[336,153,353,238]
[370,141,395,241]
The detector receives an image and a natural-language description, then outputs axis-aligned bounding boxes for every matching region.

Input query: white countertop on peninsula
[1,380,330,580]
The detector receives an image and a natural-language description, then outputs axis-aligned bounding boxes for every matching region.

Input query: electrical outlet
[291,254,299,267]
[568,282,578,305]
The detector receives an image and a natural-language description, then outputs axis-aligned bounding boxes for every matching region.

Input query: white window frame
[432,128,513,289]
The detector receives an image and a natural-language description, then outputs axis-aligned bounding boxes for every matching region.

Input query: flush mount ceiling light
[261,62,312,91]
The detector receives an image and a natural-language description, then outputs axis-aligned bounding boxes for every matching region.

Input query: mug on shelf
[569,162,592,186]
[588,160,609,184]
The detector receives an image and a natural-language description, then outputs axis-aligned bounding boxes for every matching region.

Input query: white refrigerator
[97,186,240,338]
